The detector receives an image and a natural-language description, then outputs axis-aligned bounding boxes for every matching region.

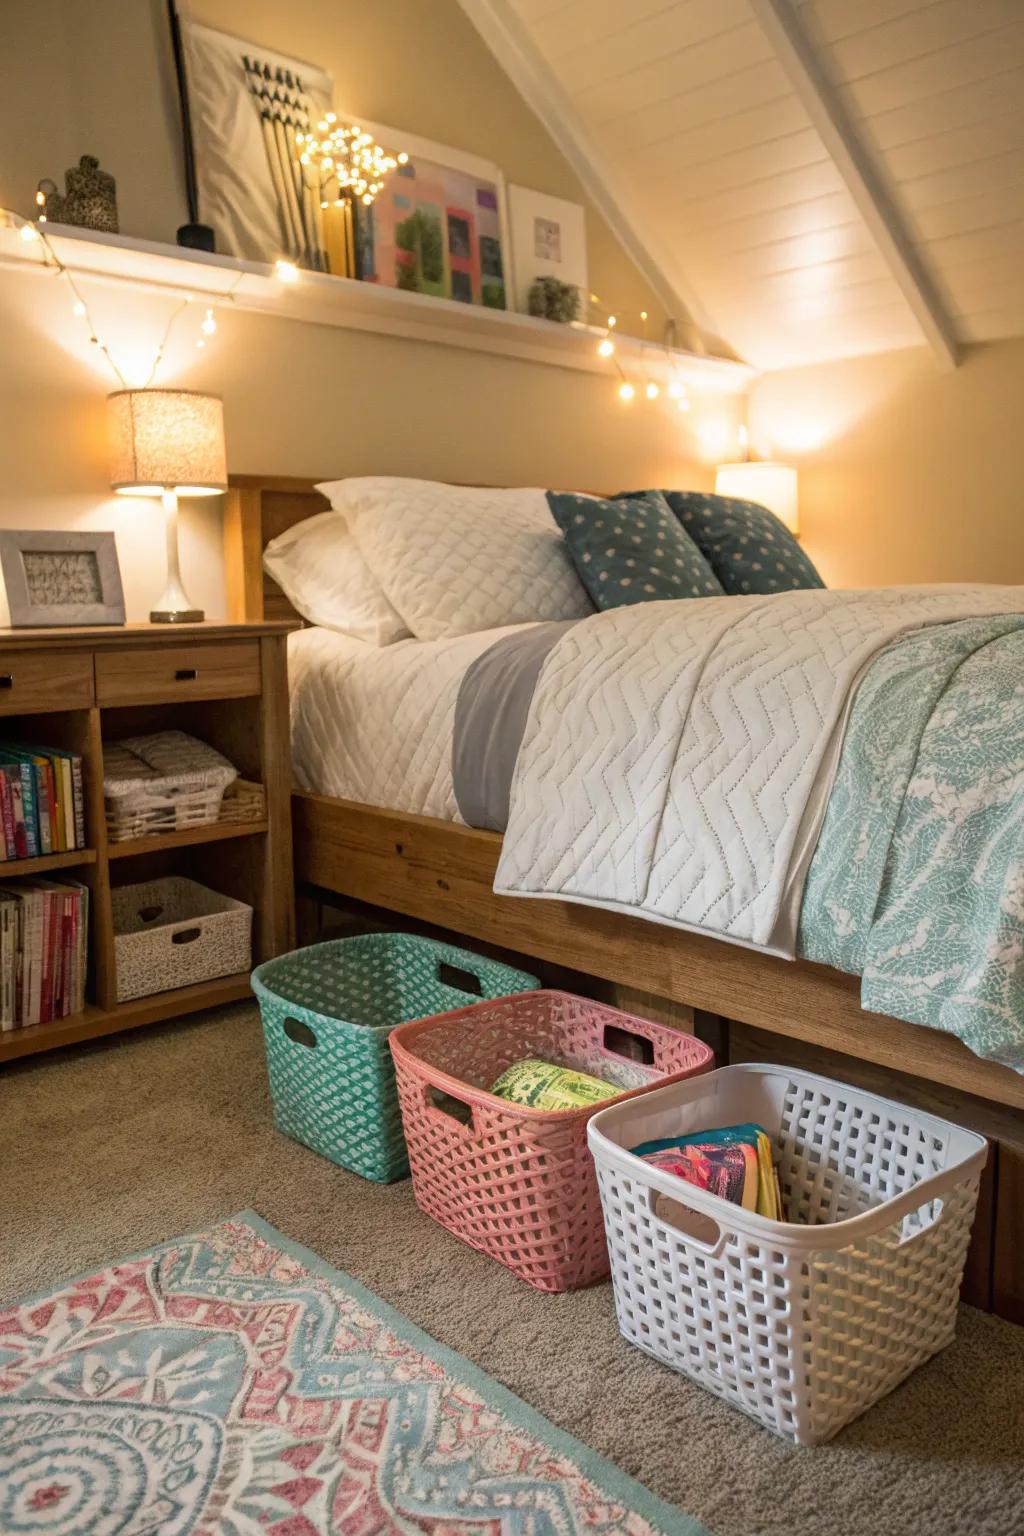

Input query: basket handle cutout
[437,960,483,996]
[898,1196,944,1247]
[139,904,165,923]
[171,926,202,945]
[425,1083,475,1130]
[648,1187,723,1253]
[283,1017,318,1049]
[603,1023,655,1064]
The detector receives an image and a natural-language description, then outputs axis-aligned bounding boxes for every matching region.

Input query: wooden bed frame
[224,473,1024,1320]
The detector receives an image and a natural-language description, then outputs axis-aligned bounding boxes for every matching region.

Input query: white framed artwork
[508,185,588,316]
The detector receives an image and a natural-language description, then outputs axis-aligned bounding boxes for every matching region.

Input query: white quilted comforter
[288,623,540,819]
[495,585,1024,957]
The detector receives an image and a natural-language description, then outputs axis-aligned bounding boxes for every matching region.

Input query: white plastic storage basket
[112,876,252,1001]
[588,1064,986,1446]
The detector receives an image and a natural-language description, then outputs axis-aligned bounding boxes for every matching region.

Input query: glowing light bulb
[18,223,40,242]
[597,338,615,358]
[201,307,217,335]
[668,380,683,400]
[645,382,659,400]
[676,396,691,413]
[35,190,45,207]
[640,310,648,322]
[607,315,617,328]
[618,382,635,402]
[397,151,409,165]
[275,259,299,283]
[72,299,86,317]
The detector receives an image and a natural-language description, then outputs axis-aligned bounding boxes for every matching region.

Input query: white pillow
[323,476,594,641]
[262,510,410,645]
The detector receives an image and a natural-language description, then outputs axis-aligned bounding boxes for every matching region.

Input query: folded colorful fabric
[548,489,724,609]
[491,1056,617,1109]
[636,489,825,594]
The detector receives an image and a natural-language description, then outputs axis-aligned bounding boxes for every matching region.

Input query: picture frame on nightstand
[0,530,126,627]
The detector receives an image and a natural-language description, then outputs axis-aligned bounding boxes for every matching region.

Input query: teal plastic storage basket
[252,932,538,1183]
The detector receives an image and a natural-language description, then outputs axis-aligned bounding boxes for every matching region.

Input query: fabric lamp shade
[108,389,227,496]
[715,462,799,536]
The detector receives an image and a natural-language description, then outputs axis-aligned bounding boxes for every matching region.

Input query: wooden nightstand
[0,621,296,1064]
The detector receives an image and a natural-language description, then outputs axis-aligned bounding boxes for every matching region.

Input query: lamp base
[150,607,205,623]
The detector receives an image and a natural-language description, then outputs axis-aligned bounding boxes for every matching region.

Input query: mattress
[288,623,537,821]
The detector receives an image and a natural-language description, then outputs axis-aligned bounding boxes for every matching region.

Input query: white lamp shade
[715,461,799,536]
[108,389,227,496]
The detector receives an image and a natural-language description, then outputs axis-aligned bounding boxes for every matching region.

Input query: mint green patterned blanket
[799,615,1024,1070]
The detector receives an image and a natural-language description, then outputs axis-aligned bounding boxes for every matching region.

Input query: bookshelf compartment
[0,622,294,1064]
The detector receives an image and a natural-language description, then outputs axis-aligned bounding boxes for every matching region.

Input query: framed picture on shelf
[508,185,587,317]
[352,123,512,309]
[0,531,126,628]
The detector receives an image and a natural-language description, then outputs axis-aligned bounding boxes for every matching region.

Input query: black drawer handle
[175,668,198,681]
[0,675,12,689]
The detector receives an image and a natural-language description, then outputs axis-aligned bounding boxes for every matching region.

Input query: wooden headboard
[223,475,328,623]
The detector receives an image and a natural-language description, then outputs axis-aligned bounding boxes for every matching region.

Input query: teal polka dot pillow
[659,490,825,594]
[547,490,724,610]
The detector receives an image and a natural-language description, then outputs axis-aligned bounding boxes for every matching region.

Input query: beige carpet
[2,1003,1022,1536]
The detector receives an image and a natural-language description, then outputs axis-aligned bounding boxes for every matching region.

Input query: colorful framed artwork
[0,531,125,627]
[352,124,512,310]
[508,185,588,316]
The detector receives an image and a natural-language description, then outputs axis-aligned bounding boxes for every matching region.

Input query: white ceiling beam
[455,0,725,356]
[748,0,960,369]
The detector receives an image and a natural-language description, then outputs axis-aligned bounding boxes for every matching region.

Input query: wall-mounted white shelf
[2,223,756,393]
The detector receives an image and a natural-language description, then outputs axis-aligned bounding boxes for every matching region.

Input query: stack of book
[632,1122,786,1221]
[0,880,89,1029]
[0,745,86,860]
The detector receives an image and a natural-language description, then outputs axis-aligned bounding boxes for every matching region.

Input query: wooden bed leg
[694,1010,730,1064]
[295,887,322,948]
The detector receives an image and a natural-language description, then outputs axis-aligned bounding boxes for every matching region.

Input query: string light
[275,258,299,283]
[4,208,240,388]
[618,381,635,402]
[597,336,615,358]
[667,380,684,399]
[645,382,659,401]
[296,117,404,209]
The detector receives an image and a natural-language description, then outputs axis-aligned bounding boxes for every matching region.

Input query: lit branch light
[296,113,407,208]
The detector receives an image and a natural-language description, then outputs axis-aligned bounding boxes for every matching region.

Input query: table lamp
[714,461,799,537]
[108,389,227,622]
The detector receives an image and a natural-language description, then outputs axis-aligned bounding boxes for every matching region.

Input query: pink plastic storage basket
[390,989,713,1293]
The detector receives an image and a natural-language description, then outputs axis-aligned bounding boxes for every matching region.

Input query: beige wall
[0,0,727,620]
[749,339,1024,589]
[0,0,669,339]
[0,263,729,621]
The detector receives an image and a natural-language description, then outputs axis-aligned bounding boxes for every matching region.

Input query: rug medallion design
[0,1212,704,1534]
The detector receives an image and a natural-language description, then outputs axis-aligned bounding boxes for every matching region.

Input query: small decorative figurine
[61,155,119,234]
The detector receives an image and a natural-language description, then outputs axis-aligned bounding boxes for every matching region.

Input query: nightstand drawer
[96,641,261,706]
[0,650,94,714]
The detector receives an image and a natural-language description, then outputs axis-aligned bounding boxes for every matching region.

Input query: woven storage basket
[390,990,714,1293]
[112,876,252,1002]
[587,1063,987,1445]
[104,731,237,842]
[252,934,539,1185]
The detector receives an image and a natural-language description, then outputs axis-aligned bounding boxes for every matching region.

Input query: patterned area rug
[0,1211,705,1534]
